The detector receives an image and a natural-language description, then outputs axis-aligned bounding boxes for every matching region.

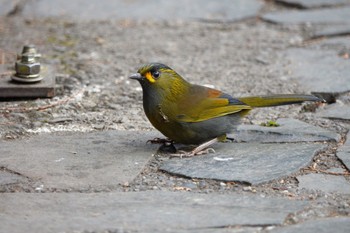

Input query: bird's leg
[171,137,219,158]
[189,137,218,155]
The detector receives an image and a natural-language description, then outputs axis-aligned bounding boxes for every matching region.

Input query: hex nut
[11,45,43,83]
[15,60,41,77]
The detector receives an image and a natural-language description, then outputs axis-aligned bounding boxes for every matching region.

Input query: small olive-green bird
[130,63,321,155]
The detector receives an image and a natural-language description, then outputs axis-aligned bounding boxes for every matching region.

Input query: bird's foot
[170,137,219,158]
[170,148,216,158]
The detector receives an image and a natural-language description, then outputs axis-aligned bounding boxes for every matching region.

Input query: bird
[129,63,322,156]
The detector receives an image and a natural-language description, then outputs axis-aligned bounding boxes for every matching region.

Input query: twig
[307,166,350,176]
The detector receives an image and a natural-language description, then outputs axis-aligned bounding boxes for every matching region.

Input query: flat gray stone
[181,227,261,233]
[21,0,263,22]
[269,217,350,233]
[160,143,325,185]
[317,103,350,121]
[327,167,347,173]
[0,130,158,190]
[276,0,350,9]
[262,6,350,25]
[312,24,350,38]
[297,173,350,194]
[0,0,16,16]
[337,131,350,170]
[0,191,307,233]
[284,48,350,94]
[0,170,26,185]
[316,37,350,48]
[234,118,340,143]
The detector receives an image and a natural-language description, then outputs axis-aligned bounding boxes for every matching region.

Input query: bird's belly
[156,114,242,145]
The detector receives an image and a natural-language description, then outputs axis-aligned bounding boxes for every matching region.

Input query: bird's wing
[238,94,322,107]
[176,85,252,123]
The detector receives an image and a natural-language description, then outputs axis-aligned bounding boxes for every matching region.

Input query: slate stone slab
[160,143,325,185]
[0,170,26,185]
[234,118,340,143]
[21,0,263,22]
[337,131,350,170]
[269,217,350,233]
[0,0,16,16]
[0,191,307,233]
[181,227,261,233]
[297,173,350,194]
[283,48,350,94]
[317,103,350,121]
[316,37,350,48]
[276,0,350,9]
[312,24,350,38]
[262,6,350,24]
[0,130,159,190]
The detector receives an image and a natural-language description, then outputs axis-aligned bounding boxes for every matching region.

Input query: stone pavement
[0,131,158,190]
[6,0,263,22]
[1,191,307,233]
[1,0,350,232]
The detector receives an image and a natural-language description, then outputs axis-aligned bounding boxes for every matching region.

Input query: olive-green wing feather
[175,91,321,123]
[238,94,322,107]
[176,85,251,123]
[177,101,251,123]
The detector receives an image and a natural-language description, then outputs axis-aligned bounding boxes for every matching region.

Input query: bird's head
[129,63,188,91]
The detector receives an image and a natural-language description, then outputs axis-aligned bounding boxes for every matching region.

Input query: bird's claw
[170,147,215,158]
[194,147,216,155]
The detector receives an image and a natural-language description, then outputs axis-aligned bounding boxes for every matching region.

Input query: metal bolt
[12,45,43,83]
[21,45,36,54]
[20,44,41,61]
[21,53,36,63]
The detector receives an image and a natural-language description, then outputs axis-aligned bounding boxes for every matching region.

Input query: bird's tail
[238,94,322,108]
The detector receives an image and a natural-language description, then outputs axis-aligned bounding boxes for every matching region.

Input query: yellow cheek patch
[145,72,156,83]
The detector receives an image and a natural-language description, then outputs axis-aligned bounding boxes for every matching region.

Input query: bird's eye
[152,71,160,79]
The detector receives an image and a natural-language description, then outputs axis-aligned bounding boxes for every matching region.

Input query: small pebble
[243,186,253,192]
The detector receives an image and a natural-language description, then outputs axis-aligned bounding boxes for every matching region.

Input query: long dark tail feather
[238,94,323,108]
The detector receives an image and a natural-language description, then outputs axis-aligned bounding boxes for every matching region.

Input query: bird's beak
[129,73,142,81]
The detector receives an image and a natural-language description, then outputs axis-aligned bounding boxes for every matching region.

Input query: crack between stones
[6,0,27,17]
[274,0,348,10]
[158,168,253,186]
[0,166,31,179]
[335,130,350,171]
[310,32,350,40]
[186,223,277,231]
[241,130,337,142]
